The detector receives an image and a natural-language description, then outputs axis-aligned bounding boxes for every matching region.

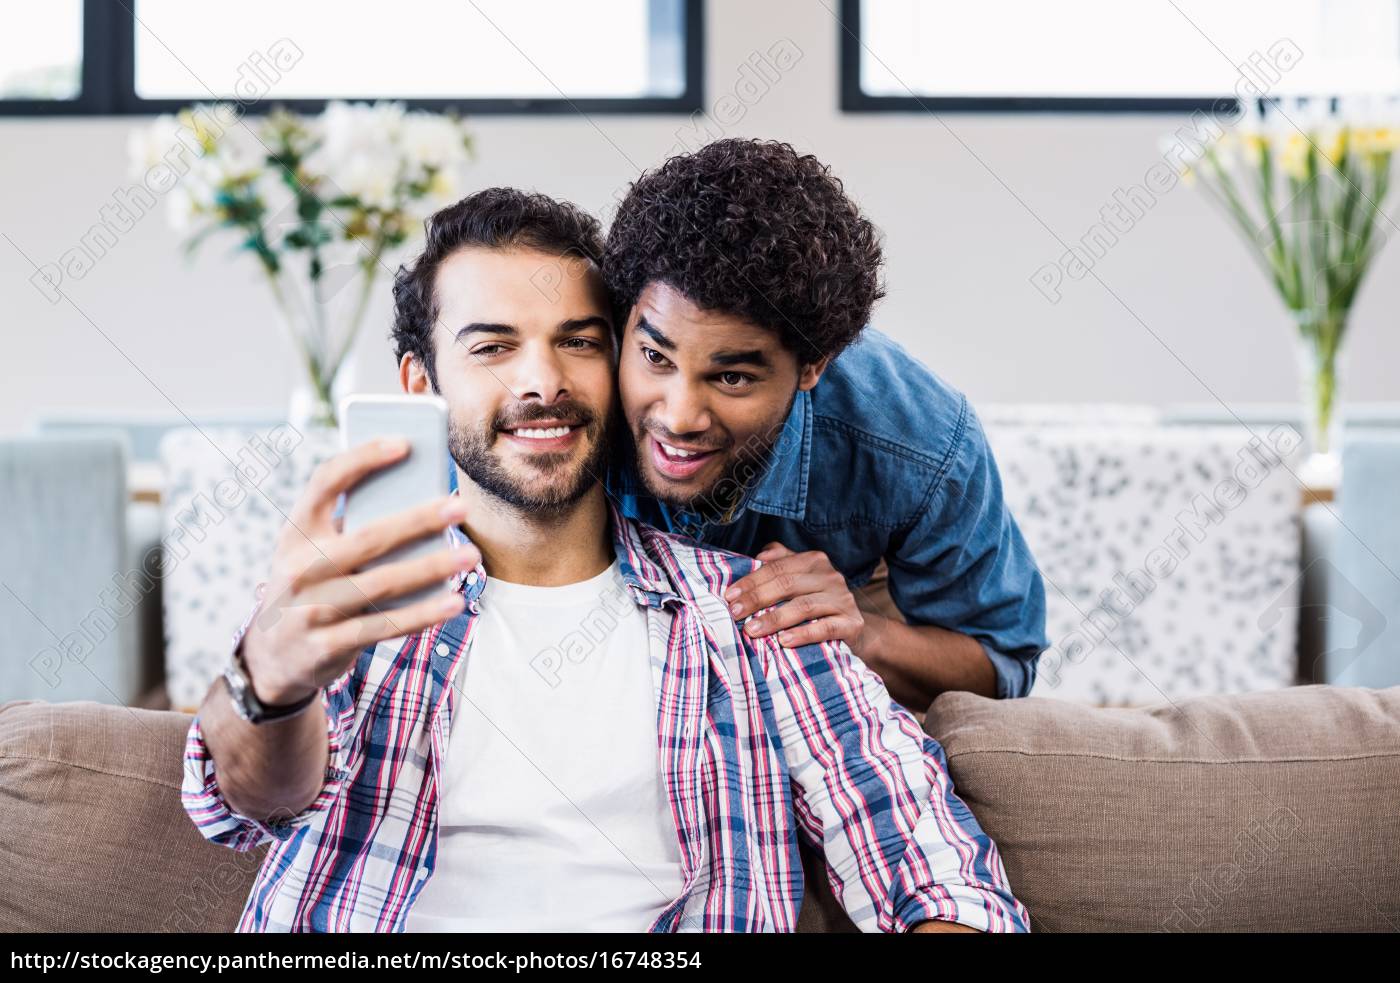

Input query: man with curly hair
[602,139,1047,711]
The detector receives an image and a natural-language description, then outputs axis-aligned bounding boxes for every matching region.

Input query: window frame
[838,0,1238,114]
[1,0,705,116]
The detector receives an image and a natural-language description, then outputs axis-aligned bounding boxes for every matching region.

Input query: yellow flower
[1320,128,1348,167]
[1279,132,1310,180]
[1241,133,1268,167]
[428,168,458,199]
[177,106,226,155]
[1347,127,1395,163]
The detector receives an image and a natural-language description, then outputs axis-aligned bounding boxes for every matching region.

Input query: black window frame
[1,0,705,116]
[838,0,1238,114]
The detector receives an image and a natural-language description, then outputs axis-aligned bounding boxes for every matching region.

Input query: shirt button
[435,642,450,657]
[465,572,479,585]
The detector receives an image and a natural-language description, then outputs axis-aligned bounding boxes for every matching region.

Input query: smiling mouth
[649,434,721,479]
[506,425,577,440]
[499,420,585,450]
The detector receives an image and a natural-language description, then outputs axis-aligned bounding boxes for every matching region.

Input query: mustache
[637,418,729,453]
[494,400,597,431]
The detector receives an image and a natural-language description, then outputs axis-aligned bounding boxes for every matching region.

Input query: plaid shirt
[182,502,1028,933]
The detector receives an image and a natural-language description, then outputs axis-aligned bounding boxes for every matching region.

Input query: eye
[640,345,671,367]
[717,371,754,389]
[471,343,508,357]
[561,336,600,351]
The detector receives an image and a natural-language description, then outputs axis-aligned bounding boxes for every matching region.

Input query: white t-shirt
[405,559,685,932]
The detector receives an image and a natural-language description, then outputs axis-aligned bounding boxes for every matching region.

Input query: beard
[449,397,613,519]
[635,391,793,522]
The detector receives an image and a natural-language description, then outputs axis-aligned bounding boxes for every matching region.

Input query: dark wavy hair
[603,138,884,365]
[391,187,604,387]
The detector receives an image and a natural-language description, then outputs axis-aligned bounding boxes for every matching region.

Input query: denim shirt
[604,328,1049,699]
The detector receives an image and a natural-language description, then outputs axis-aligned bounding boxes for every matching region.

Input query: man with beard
[181,189,1028,933]
[602,139,1048,712]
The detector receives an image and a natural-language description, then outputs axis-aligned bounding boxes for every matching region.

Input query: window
[0,1,82,101]
[0,0,702,116]
[841,0,1400,112]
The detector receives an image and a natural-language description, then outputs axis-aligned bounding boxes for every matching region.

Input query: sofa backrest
[5,688,1398,933]
[925,683,1400,932]
[0,700,259,932]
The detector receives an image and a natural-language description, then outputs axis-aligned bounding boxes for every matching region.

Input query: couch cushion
[925,684,1400,932]
[0,700,262,932]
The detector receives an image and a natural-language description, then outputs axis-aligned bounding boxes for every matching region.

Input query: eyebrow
[636,315,771,369]
[455,316,610,342]
[559,316,612,335]
[635,316,675,351]
[710,349,771,369]
[455,322,515,341]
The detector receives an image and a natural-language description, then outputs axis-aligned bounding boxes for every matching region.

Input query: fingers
[740,589,839,637]
[310,494,469,579]
[726,557,827,618]
[316,589,467,657]
[725,542,802,614]
[298,543,481,622]
[775,616,861,649]
[755,541,795,562]
[290,438,412,530]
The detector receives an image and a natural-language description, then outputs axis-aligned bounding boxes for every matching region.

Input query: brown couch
[2,685,1398,933]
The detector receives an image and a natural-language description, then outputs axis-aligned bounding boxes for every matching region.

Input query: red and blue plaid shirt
[182,502,1028,932]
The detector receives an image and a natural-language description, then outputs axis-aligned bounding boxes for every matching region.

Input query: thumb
[756,541,794,562]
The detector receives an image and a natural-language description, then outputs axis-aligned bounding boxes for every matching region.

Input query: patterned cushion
[159,425,339,710]
[985,424,1301,705]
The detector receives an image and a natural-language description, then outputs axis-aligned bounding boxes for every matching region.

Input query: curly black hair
[392,187,604,388]
[603,139,884,365]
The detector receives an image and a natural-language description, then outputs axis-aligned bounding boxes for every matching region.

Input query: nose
[653,379,712,438]
[511,341,569,406]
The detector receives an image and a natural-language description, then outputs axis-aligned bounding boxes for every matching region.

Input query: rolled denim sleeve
[759,630,1029,933]
[180,597,352,852]
[886,400,1048,699]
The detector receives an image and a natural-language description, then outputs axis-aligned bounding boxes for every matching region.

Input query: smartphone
[339,393,452,612]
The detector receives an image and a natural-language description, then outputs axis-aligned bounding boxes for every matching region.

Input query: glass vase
[269,260,378,434]
[1292,310,1346,491]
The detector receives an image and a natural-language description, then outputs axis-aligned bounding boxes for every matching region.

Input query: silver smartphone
[339,393,452,612]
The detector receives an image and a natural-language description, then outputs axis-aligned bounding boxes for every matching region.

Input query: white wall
[2,0,1397,436]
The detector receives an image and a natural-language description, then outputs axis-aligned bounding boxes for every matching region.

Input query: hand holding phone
[237,395,477,707]
[338,394,460,610]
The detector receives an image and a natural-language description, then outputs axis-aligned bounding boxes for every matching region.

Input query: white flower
[335,152,402,211]
[204,122,264,185]
[303,102,412,211]
[165,183,199,233]
[127,114,186,178]
[310,101,406,169]
[399,112,470,170]
[128,110,247,227]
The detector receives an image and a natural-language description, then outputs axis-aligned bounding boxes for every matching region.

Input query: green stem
[266,268,337,428]
[326,244,382,376]
[1298,312,1345,457]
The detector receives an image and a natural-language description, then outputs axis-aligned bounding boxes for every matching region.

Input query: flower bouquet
[130,101,474,429]
[1185,96,1397,484]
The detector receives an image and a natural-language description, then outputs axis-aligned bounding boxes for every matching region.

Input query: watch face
[223,665,257,722]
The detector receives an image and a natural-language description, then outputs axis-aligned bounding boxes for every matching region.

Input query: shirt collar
[743,386,812,520]
[442,493,682,611]
[443,517,487,613]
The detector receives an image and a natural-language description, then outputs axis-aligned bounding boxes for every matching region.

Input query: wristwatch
[222,642,317,725]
